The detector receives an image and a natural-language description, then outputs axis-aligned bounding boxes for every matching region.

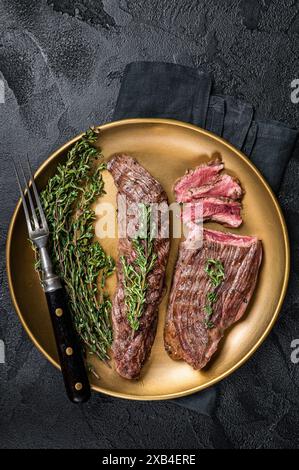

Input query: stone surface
[0,0,298,449]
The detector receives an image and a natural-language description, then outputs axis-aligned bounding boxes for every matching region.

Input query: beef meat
[164,228,262,370]
[107,155,170,379]
[178,173,243,203]
[182,197,242,228]
[174,158,244,228]
[174,158,224,200]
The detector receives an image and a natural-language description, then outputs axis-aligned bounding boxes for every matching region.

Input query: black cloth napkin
[114,62,298,192]
[113,61,298,413]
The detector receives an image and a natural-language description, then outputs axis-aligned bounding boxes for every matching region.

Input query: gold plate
[6,119,289,400]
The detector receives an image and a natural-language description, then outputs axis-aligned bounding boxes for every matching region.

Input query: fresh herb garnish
[121,204,157,331]
[204,258,225,287]
[35,128,115,361]
[204,258,225,329]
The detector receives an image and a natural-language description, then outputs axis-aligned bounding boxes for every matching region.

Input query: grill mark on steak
[107,154,170,379]
[164,229,262,370]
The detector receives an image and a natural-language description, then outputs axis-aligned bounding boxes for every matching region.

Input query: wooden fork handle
[45,287,91,403]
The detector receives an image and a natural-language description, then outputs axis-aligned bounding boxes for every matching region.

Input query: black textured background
[0,0,299,449]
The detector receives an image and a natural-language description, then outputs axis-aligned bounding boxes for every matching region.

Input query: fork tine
[13,159,33,235]
[26,156,48,229]
[19,162,40,230]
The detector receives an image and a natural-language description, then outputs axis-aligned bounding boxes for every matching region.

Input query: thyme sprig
[204,259,225,287]
[35,128,115,360]
[120,205,157,331]
[204,258,225,329]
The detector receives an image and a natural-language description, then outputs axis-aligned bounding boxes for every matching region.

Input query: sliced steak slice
[178,173,243,203]
[175,158,244,227]
[174,159,223,200]
[182,197,242,228]
[107,154,170,379]
[164,228,262,370]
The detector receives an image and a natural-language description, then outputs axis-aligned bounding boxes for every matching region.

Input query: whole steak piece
[164,229,262,370]
[107,155,170,379]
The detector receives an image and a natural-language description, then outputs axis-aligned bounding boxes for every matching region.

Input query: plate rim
[6,118,290,400]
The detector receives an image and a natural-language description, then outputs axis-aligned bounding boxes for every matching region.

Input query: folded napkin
[114,62,212,128]
[114,62,298,192]
[113,61,298,413]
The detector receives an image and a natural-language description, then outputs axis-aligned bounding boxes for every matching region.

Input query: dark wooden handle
[45,287,91,403]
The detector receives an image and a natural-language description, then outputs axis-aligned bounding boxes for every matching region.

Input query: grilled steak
[174,158,244,228]
[174,158,224,200]
[178,173,243,202]
[182,197,242,228]
[107,155,170,379]
[164,229,262,370]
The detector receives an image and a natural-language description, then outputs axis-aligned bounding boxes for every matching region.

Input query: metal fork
[14,158,91,403]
